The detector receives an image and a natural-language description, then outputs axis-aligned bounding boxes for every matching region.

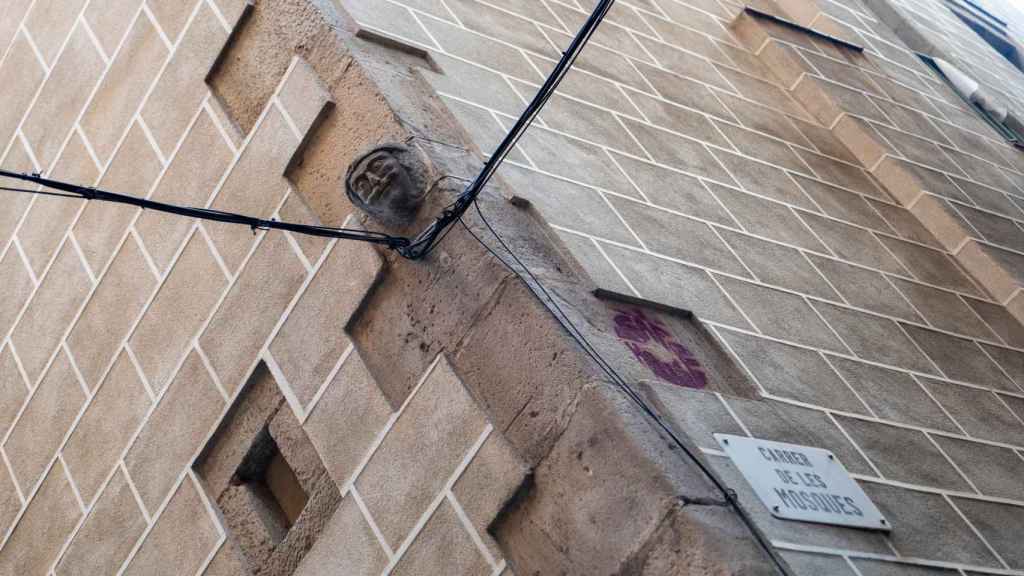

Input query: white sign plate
[715,434,890,531]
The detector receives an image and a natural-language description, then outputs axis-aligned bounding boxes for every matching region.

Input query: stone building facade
[3,0,1024,574]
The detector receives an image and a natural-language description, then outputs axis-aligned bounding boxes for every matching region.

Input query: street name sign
[715,434,890,531]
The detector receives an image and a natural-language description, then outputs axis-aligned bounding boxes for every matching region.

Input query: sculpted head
[345,145,427,225]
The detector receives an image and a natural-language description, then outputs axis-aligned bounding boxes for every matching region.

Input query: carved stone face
[345,146,425,224]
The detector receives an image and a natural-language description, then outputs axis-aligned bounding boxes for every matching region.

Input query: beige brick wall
[335,0,1024,573]
[0,1,525,574]
[5,0,1024,574]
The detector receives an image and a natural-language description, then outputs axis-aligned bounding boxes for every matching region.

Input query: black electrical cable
[0,169,411,249]
[396,0,617,260]
[462,200,791,576]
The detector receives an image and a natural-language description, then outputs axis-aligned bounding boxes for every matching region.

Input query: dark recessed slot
[234,428,309,542]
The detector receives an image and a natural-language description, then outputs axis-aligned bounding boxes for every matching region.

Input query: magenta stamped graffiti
[613,307,707,389]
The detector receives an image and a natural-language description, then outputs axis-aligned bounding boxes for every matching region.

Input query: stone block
[498,165,638,247]
[717,275,847,351]
[952,497,1024,569]
[74,123,162,275]
[80,15,169,164]
[516,125,636,197]
[716,90,811,147]
[719,325,870,410]
[293,495,389,576]
[67,236,157,389]
[555,232,632,294]
[854,559,960,575]
[709,183,826,251]
[0,34,46,159]
[956,205,1024,253]
[23,0,88,64]
[956,240,1023,304]
[628,91,730,149]
[201,542,248,576]
[55,469,148,576]
[873,156,968,205]
[807,254,921,321]
[891,278,996,341]
[0,0,33,65]
[793,174,891,232]
[608,196,749,276]
[83,0,144,55]
[62,352,151,503]
[862,482,997,566]
[452,431,528,558]
[0,347,27,438]
[836,415,968,489]
[869,199,943,249]
[355,357,488,547]
[638,384,745,450]
[781,550,857,575]
[0,249,34,342]
[0,466,19,544]
[4,350,85,491]
[206,105,296,273]
[277,193,330,264]
[710,148,815,208]
[964,296,1024,349]
[148,0,198,43]
[0,464,81,575]
[634,62,734,119]
[420,16,537,81]
[826,356,956,431]
[130,235,227,393]
[124,477,221,576]
[980,344,1024,392]
[0,140,38,243]
[392,500,491,575]
[10,244,91,383]
[142,3,228,156]
[17,133,94,277]
[796,149,885,198]
[135,110,233,271]
[919,377,1024,446]
[200,233,306,394]
[270,238,382,408]
[125,351,225,512]
[800,212,907,274]
[813,302,937,373]
[932,436,1024,501]
[952,177,1024,220]
[600,244,751,328]
[720,230,839,299]
[622,118,737,186]
[715,121,812,175]
[304,352,393,488]
[22,25,105,168]
[903,326,1017,392]
[612,153,733,224]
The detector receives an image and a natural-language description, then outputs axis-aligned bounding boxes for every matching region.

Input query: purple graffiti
[614,308,707,389]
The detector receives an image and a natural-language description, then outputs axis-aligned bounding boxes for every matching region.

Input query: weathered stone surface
[781,550,857,575]
[814,303,937,373]
[953,497,1024,569]
[304,352,392,488]
[135,110,234,271]
[0,34,45,163]
[391,500,491,576]
[933,436,1024,500]
[124,478,221,576]
[130,235,227,393]
[23,0,88,65]
[200,233,306,394]
[920,376,1024,446]
[0,465,81,575]
[293,495,389,576]
[55,469,148,576]
[141,3,228,156]
[63,352,150,505]
[125,351,225,512]
[79,15,168,164]
[718,328,869,413]
[903,326,1017,391]
[0,346,27,439]
[356,357,488,547]
[270,239,382,408]
[453,432,528,558]
[22,25,105,168]
[67,236,157,389]
[4,350,85,491]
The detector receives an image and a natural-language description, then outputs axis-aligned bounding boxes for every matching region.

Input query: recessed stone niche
[194,363,340,575]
